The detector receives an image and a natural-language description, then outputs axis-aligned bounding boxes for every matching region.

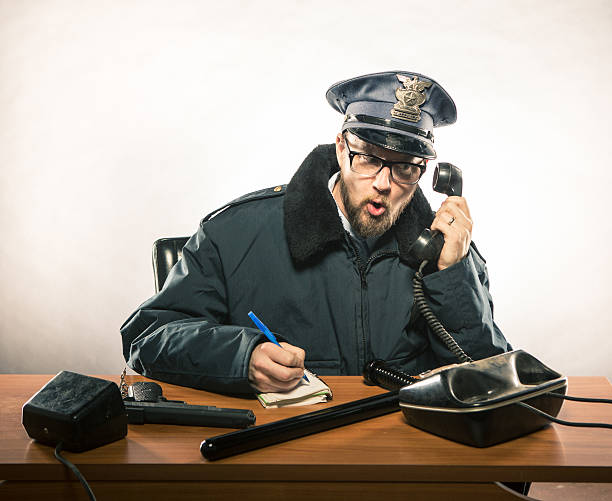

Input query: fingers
[248,342,306,393]
[433,196,472,230]
[430,196,473,271]
[430,197,469,239]
[279,342,306,366]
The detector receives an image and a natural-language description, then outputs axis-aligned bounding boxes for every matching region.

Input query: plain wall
[1,0,611,381]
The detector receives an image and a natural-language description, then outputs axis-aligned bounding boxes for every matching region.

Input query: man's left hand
[430,196,473,271]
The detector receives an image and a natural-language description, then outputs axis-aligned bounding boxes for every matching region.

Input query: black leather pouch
[22,371,128,452]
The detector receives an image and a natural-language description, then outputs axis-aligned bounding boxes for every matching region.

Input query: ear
[335,132,345,168]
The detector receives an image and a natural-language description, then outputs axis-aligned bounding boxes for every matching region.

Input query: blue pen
[248,311,309,382]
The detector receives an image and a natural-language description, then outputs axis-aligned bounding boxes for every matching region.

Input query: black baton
[200,391,399,460]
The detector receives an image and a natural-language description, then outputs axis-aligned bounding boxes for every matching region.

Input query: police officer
[121,71,510,395]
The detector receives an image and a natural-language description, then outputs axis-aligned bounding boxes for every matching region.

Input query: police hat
[326,71,456,159]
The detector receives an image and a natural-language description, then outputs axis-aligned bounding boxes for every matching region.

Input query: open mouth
[367,200,386,217]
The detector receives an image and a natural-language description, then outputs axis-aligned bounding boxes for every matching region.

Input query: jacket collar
[283,144,435,268]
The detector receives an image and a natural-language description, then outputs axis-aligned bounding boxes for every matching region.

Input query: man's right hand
[248,341,306,393]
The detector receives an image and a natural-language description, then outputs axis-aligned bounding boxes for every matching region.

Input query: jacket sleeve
[120,224,266,395]
[420,245,511,365]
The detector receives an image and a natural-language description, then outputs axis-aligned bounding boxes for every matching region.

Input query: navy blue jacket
[120,144,510,394]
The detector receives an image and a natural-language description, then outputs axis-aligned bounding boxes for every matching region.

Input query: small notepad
[257,370,332,408]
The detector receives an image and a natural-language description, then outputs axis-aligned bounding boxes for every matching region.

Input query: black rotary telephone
[408,162,463,264]
[374,162,611,447]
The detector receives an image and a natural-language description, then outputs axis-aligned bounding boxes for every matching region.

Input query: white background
[1,0,611,381]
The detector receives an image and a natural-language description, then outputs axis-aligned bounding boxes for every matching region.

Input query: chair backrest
[152,237,189,292]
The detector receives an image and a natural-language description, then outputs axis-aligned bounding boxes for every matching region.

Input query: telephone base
[398,350,566,447]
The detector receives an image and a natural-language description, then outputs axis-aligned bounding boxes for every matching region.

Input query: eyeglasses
[343,134,427,185]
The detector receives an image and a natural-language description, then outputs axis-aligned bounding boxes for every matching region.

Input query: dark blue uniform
[120,144,510,394]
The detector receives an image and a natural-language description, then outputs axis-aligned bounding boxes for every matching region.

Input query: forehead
[345,132,425,164]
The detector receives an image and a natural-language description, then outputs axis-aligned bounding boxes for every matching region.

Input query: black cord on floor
[517,402,612,429]
[54,443,97,501]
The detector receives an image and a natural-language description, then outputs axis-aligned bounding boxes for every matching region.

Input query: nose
[372,166,392,193]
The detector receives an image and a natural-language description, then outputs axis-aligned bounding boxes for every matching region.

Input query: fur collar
[283,144,435,268]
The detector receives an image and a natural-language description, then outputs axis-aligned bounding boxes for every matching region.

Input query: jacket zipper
[344,235,368,371]
[345,234,399,371]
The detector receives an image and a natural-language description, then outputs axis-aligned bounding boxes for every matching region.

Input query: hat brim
[345,126,436,159]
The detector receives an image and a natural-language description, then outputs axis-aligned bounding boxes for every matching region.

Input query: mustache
[360,196,389,209]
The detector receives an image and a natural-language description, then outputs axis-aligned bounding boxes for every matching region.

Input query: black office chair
[152,237,189,292]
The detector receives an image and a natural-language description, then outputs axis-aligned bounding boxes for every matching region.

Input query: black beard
[338,175,405,238]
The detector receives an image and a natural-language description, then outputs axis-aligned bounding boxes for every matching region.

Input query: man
[121,71,510,395]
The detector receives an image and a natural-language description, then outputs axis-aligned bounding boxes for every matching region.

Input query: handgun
[123,381,255,429]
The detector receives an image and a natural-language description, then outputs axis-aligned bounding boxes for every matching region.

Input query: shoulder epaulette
[202,185,286,223]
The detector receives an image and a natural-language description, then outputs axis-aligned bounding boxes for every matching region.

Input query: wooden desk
[1,375,611,500]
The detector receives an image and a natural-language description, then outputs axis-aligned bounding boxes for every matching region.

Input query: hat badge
[391,74,432,123]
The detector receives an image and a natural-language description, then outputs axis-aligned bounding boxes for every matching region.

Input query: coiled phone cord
[413,260,473,363]
[363,260,475,391]
[363,359,419,391]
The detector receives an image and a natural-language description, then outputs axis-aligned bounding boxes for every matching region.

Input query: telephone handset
[409,162,463,264]
[408,161,472,363]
